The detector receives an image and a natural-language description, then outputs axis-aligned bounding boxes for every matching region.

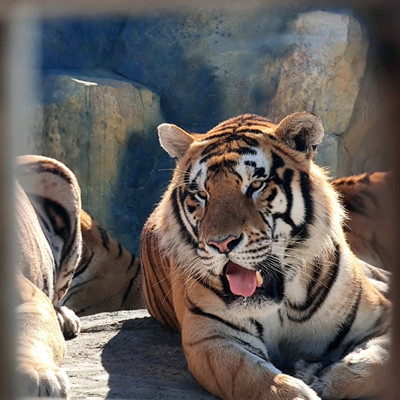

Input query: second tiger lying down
[141,112,391,400]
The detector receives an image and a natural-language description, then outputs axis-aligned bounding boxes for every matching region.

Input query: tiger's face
[159,112,327,309]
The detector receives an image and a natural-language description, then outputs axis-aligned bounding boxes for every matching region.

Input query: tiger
[16,155,83,398]
[140,112,391,400]
[60,209,145,316]
[332,171,392,271]
[16,154,146,397]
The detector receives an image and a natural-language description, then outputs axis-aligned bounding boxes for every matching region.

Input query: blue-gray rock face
[40,18,126,70]
[30,71,172,255]
[108,9,299,129]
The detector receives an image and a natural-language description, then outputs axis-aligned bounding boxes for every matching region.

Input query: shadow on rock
[101,316,216,399]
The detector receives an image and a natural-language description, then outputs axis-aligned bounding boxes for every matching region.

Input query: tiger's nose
[207,234,243,254]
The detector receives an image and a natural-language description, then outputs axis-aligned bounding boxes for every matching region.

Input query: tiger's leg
[182,312,321,400]
[294,334,390,399]
[16,272,70,398]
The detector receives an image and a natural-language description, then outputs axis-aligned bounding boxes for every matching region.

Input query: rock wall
[25,6,389,255]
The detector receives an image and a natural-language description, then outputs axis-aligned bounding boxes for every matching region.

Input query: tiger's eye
[250,180,263,190]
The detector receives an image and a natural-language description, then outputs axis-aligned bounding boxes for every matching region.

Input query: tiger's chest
[258,308,342,370]
[198,295,354,372]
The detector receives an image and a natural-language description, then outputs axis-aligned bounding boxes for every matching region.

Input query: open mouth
[223,260,284,301]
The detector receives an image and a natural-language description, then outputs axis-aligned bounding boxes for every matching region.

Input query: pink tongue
[225,261,257,297]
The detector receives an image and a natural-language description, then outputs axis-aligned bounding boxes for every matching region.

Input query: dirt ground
[63,310,216,400]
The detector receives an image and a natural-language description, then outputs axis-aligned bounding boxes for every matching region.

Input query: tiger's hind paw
[56,305,81,339]
[17,362,70,398]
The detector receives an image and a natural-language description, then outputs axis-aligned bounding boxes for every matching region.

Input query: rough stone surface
[313,132,340,177]
[64,310,216,400]
[268,11,368,135]
[108,8,297,129]
[29,70,172,254]
[39,17,126,70]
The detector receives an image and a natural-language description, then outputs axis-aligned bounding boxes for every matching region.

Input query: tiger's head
[157,112,345,311]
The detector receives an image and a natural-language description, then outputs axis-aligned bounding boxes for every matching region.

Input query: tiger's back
[61,209,145,316]
[333,171,392,270]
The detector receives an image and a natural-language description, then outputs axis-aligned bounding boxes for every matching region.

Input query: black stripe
[287,242,340,322]
[300,171,314,227]
[230,147,257,156]
[41,274,50,297]
[29,193,77,271]
[235,128,267,135]
[191,273,227,302]
[59,225,77,271]
[18,160,73,184]
[208,159,238,172]
[73,251,94,278]
[271,169,297,233]
[127,253,136,270]
[188,298,251,335]
[250,318,264,339]
[265,187,278,203]
[116,243,123,259]
[171,187,197,247]
[264,133,277,141]
[282,171,314,243]
[269,152,284,176]
[121,262,141,307]
[178,188,199,239]
[258,210,274,232]
[61,277,96,306]
[287,259,323,312]
[200,147,257,165]
[278,309,284,325]
[306,258,323,297]
[254,167,266,178]
[200,132,259,154]
[141,234,178,330]
[325,285,362,355]
[144,232,175,318]
[97,225,110,251]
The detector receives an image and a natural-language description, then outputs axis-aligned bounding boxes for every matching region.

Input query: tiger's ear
[274,112,324,159]
[158,123,195,161]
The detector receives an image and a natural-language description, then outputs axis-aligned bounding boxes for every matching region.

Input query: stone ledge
[64,310,216,399]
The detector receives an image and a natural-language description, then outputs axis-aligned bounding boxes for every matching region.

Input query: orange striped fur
[16,155,83,398]
[333,171,392,270]
[60,209,145,316]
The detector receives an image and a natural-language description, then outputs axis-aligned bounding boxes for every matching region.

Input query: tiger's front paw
[273,374,321,400]
[17,362,70,398]
[293,359,324,387]
[56,306,81,339]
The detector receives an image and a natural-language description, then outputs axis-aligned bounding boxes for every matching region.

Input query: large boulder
[29,71,172,254]
[108,8,299,129]
[267,11,368,135]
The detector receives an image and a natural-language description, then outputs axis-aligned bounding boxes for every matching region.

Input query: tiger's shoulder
[332,171,392,270]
